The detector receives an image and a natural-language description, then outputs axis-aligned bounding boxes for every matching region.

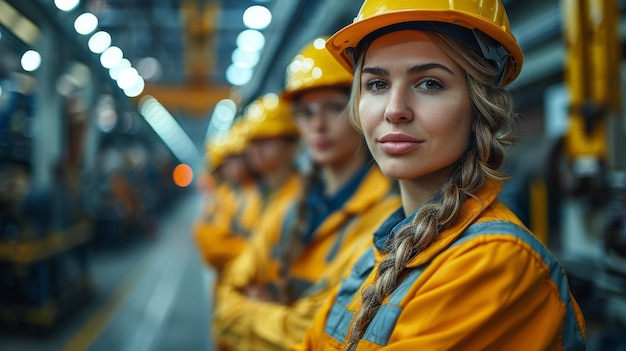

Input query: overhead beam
[138,83,233,117]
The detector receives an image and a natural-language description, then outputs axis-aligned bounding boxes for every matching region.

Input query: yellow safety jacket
[194,180,262,270]
[291,178,586,351]
[214,165,400,351]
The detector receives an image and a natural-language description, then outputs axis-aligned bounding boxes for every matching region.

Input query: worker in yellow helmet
[213,35,401,351]
[211,92,304,350]
[193,118,262,271]
[291,1,586,350]
[240,93,303,231]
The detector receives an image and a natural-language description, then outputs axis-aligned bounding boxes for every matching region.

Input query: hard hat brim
[326,9,523,86]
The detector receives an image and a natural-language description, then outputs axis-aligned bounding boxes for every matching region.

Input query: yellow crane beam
[139,83,233,117]
[562,0,622,165]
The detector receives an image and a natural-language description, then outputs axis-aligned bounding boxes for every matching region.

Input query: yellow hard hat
[205,117,252,171]
[244,93,299,140]
[326,0,523,87]
[205,136,229,171]
[225,118,250,156]
[282,36,354,101]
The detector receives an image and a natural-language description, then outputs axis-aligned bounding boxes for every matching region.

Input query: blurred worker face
[247,137,295,175]
[220,154,253,184]
[293,89,362,168]
[358,30,472,187]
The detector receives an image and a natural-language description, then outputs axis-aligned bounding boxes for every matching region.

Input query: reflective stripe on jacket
[292,178,586,351]
[214,165,401,351]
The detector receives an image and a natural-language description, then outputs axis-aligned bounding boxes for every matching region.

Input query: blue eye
[417,78,444,92]
[364,79,388,91]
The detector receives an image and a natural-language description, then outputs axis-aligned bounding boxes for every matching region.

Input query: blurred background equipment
[556,1,626,348]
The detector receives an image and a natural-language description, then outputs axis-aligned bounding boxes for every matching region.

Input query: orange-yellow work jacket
[194,180,262,270]
[213,165,400,351]
[291,178,586,351]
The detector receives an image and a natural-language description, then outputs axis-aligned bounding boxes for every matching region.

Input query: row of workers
[192,0,586,350]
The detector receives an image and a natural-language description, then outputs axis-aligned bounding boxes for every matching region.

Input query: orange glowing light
[173,163,194,187]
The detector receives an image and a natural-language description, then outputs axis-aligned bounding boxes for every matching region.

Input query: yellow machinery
[563,0,622,174]
[557,0,626,340]
[560,0,624,260]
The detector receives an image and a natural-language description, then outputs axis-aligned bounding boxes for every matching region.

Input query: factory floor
[0,191,215,351]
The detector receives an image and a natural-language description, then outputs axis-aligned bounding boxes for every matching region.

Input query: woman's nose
[383,88,413,123]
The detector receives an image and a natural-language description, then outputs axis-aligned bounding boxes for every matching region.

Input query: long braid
[344,31,517,350]
[345,168,464,351]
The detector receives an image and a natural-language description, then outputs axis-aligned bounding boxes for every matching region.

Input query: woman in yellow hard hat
[291,1,586,350]
[243,93,302,194]
[193,118,262,271]
[212,36,401,351]
[211,92,304,351]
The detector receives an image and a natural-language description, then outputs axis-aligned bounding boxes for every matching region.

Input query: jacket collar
[373,178,503,267]
[343,163,397,214]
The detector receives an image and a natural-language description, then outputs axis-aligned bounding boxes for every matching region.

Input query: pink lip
[313,139,332,150]
[378,133,421,154]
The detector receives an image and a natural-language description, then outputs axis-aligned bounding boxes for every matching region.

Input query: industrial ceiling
[5,0,624,118]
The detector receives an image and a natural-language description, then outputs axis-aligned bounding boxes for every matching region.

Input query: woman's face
[294,89,361,167]
[359,30,473,185]
[248,137,292,175]
[220,154,252,184]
